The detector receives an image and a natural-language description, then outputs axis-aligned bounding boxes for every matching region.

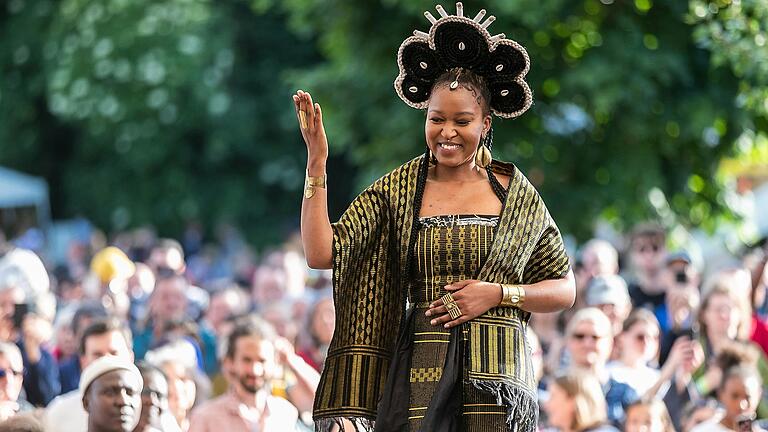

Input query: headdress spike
[414,30,430,39]
[456,2,464,17]
[481,15,496,29]
[424,11,437,24]
[435,4,449,18]
[472,9,486,23]
[490,33,506,44]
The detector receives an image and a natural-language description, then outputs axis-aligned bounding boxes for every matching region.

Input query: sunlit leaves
[270,0,761,240]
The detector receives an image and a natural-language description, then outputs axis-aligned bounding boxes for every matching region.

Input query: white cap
[79,355,142,396]
[0,248,49,298]
[585,274,630,307]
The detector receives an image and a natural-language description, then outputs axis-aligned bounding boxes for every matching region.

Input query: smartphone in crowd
[736,413,755,432]
[11,303,31,330]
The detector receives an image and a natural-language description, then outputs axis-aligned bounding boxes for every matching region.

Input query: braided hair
[482,127,507,202]
[431,67,491,116]
[403,147,431,290]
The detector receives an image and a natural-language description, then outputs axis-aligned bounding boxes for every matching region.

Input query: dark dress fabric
[378,215,509,431]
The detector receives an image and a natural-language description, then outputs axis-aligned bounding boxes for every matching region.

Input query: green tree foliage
[1,0,322,244]
[1,0,766,245]
[268,0,767,239]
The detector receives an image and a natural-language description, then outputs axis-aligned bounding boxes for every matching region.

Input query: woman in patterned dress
[294,5,576,431]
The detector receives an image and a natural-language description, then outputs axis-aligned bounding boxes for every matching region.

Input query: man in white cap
[80,355,143,432]
[44,318,134,432]
[585,274,632,337]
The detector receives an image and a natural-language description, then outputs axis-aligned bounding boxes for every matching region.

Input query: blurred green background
[1,0,767,247]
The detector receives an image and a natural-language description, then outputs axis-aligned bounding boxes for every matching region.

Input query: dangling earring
[475,130,492,168]
[475,145,491,168]
[428,149,437,165]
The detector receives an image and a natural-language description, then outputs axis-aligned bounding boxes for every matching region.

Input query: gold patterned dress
[406,214,508,431]
[315,159,570,432]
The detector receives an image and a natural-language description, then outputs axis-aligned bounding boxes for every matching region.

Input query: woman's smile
[438,141,462,151]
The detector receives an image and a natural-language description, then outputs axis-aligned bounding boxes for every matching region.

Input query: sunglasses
[570,333,603,341]
[0,368,22,379]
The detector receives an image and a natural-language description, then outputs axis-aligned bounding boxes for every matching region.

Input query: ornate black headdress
[394,2,533,118]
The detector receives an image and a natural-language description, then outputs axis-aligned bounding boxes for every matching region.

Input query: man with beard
[80,355,143,432]
[188,317,298,432]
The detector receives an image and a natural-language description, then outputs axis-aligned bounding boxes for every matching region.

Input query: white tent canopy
[0,166,51,229]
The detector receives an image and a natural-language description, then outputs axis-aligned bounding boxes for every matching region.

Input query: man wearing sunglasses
[626,224,668,312]
[0,341,32,422]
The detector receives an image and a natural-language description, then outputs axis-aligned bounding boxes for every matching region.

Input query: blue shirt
[603,377,639,426]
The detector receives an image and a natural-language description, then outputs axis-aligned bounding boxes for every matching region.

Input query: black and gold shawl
[313,155,570,431]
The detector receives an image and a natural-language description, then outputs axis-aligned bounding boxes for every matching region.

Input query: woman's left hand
[426,280,503,328]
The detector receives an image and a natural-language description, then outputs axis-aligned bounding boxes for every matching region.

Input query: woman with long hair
[693,277,768,403]
[543,371,618,432]
[623,399,675,432]
[607,309,662,397]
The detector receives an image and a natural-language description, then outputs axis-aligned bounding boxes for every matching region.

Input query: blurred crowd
[0,226,332,431]
[533,225,768,432]
[0,222,765,432]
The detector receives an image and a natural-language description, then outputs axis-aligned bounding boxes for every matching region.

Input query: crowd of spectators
[0,222,764,432]
[534,225,768,432]
[0,225,330,431]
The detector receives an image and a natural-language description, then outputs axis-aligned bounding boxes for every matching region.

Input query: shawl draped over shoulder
[313,155,570,431]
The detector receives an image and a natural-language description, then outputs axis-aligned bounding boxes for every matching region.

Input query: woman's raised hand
[293,90,328,168]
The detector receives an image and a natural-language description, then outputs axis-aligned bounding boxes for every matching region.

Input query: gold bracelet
[499,284,525,308]
[304,172,327,199]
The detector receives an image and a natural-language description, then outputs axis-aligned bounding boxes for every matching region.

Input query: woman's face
[544,382,575,430]
[625,404,664,432]
[620,321,659,363]
[703,293,739,340]
[425,85,490,169]
[718,375,762,424]
[566,320,613,369]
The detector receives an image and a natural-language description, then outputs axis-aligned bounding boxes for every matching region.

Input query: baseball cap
[90,247,135,285]
[585,274,630,307]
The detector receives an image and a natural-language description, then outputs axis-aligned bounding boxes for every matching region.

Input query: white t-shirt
[606,361,660,397]
[690,419,733,432]
[44,391,87,432]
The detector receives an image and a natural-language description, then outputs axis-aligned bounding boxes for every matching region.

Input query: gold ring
[448,304,462,319]
[441,293,455,306]
[299,110,308,129]
[441,293,462,319]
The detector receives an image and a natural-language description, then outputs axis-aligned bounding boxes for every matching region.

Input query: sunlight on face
[425,86,490,169]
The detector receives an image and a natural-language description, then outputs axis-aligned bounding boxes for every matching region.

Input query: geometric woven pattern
[409,367,443,383]
[313,155,570,432]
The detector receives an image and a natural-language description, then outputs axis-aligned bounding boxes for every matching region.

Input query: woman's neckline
[418,213,499,219]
